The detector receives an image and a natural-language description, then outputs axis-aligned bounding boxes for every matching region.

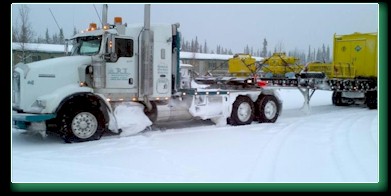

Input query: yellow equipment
[307,32,378,79]
[228,54,257,76]
[261,52,304,77]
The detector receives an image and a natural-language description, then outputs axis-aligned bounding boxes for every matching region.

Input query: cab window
[115,39,133,57]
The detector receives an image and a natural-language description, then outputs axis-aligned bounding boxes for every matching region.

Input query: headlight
[36,99,47,108]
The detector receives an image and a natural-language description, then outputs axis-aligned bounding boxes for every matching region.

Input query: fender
[54,91,115,132]
[35,84,93,113]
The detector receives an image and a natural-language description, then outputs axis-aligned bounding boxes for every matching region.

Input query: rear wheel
[258,95,279,123]
[366,91,377,109]
[332,91,348,106]
[229,96,254,126]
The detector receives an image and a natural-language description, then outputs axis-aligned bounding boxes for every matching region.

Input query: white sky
[12,89,379,183]
[11,3,378,54]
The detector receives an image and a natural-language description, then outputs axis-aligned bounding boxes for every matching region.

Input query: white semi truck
[12,5,282,143]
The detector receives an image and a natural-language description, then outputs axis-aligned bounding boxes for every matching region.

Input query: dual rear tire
[229,95,279,125]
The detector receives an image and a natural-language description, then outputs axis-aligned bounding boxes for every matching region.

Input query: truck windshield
[71,36,102,56]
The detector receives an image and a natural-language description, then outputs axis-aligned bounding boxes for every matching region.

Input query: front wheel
[59,107,105,143]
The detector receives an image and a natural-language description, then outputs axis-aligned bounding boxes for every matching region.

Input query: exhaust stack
[140,4,154,98]
[102,4,108,26]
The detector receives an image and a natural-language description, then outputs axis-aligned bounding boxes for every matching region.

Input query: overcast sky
[11,3,378,54]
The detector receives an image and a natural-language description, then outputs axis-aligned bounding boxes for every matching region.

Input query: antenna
[49,8,61,32]
[93,4,102,27]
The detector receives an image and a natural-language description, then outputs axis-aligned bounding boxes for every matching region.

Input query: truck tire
[59,105,105,143]
[229,95,254,126]
[332,91,348,106]
[254,94,266,121]
[366,91,377,109]
[258,95,279,123]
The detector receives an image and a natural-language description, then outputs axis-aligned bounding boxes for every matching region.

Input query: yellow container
[228,54,257,76]
[261,52,303,75]
[333,32,378,78]
[306,62,334,77]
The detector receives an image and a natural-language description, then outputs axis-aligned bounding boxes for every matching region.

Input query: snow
[12,42,73,53]
[11,89,378,183]
[112,102,152,137]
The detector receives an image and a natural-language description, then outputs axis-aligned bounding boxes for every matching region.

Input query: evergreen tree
[188,39,191,52]
[45,28,50,44]
[52,33,58,44]
[59,28,64,44]
[181,36,186,51]
[316,48,322,61]
[203,40,208,54]
[195,36,199,53]
[191,39,194,52]
[244,45,250,54]
[262,38,268,57]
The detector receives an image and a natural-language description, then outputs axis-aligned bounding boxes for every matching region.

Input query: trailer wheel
[332,91,348,106]
[229,96,254,126]
[258,95,279,123]
[365,91,377,109]
[59,105,105,143]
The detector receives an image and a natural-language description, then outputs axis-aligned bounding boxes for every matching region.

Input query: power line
[93,4,102,27]
[49,8,61,32]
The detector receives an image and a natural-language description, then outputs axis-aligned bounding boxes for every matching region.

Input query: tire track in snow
[246,118,307,182]
[329,110,378,182]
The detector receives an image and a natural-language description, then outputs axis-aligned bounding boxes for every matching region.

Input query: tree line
[182,36,331,64]
[13,5,331,65]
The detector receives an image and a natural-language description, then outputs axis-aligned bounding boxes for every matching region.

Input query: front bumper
[12,113,56,129]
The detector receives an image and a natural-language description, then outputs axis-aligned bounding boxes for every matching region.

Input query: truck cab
[12,9,181,142]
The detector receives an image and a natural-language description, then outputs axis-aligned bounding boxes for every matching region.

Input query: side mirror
[104,34,117,61]
[109,53,118,62]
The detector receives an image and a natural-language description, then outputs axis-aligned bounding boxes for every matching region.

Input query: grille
[12,71,20,107]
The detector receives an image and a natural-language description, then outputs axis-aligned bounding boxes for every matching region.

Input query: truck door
[106,37,138,89]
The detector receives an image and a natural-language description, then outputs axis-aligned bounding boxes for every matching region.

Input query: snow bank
[113,102,152,137]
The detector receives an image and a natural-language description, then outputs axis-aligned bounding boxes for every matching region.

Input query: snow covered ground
[11,89,378,183]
